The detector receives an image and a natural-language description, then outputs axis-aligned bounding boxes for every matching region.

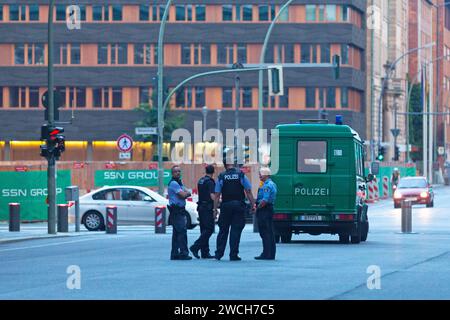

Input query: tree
[408,82,422,161]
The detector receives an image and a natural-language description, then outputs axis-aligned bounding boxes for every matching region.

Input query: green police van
[271,118,373,244]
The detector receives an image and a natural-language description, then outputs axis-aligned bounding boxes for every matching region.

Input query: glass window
[71,44,80,64]
[0,5,3,21]
[312,45,318,63]
[341,44,349,64]
[270,5,276,21]
[14,45,24,64]
[93,5,102,21]
[306,5,316,21]
[301,44,311,63]
[279,7,289,21]
[195,87,205,108]
[139,87,150,105]
[318,5,325,21]
[0,86,3,107]
[176,87,185,108]
[341,87,349,108]
[78,5,86,21]
[326,5,337,21]
[222,5,232,21]
[29,5,39,21]
[235,5,241,21]
[196,5,205,21]
[243,5,253,21]
[134,44,144,64]
[319,88,326,108]
[306,88,316,108]
[9,4,19,21]
[76,88,86,108]
[29,87,40,108]
[176,5,185,21]
[93,88,103,108]
[242,87,252,108]
[187,5,192,21]
[181,45,191,64]
[98,44,108,64]
[321,44,330,63]
[237,44,247,63]
[217,44,227,64]
[112,5,122,21]
[297,141,327,173]
[194,44,199,65]
[326,87,335,108]
[117,44,127,64]
[201,45,211,64]
[222,87,233,108]
[112,87,122,108]
[259,5,269,21]
[285,44,294,63]
[9,87,20,107]
[139,5,149,21]
[56,5,66,21]
[159,5,168,21]
[279,87,289,108]
[27,45,32,64]
[265,44,274,63]
[186,87,193,108]
[342,5,349,22]
[34,44,45,65]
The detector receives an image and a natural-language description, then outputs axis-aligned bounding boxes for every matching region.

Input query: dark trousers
[170,209,189,258]
[215,200,245,258]
[257,205,276,259]
[192,204,215,256]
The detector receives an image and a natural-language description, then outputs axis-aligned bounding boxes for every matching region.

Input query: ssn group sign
[0,170,72,221]
[95,170,171,187]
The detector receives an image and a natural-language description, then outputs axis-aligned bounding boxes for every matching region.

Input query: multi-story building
[0,1,366,162]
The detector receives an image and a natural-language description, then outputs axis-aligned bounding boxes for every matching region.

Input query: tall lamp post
[157,0,173,195]
[376,43,435,161]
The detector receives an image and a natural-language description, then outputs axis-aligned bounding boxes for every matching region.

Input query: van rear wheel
[280,232,292,243]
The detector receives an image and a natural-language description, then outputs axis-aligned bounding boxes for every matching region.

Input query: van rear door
[328,139,353,211]
[292,140,330,214]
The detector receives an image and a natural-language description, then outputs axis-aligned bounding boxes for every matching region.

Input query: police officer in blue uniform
[190,165,216,259]
[255,167,277,260]
[214,160,256,261]
[168,165,192,260]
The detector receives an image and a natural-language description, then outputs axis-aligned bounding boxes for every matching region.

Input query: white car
[70,186,199,231]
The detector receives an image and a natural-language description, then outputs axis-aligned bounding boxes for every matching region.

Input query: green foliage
[408,82,422,161]
[135,103,185,143]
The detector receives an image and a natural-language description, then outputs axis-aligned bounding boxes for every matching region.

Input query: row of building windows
[0,86,358,110]
[11,43,360,67]
[0,4,361,24]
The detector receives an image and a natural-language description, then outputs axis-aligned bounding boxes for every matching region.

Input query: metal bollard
[106,206,117,234]
[9,203,20,232]
[57,204,69,233]
[65,186,80,232]
[155,206,166,234]
[401,200,412,233]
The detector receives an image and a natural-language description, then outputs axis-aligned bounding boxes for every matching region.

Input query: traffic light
[332,54,340,80]
[377,146,385,161]
[42,90,62,121]
[40,124,65,161]
[268,65,284,96]
[393,146,400,161]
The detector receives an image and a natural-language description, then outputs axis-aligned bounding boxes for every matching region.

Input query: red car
[393,177,434,208]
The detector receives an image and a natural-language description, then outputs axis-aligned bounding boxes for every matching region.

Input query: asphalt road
[1,186,450,300]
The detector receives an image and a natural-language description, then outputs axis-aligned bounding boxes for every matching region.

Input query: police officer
[214,161,256,261]
[190,165,216,259]
[255,167,277,260]
[168,165,192,260]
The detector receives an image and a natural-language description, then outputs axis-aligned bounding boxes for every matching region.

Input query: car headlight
[394,191,403,199]
[420,191,429,198]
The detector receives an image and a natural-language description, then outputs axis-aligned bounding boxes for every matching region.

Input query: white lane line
[0,236,123,253]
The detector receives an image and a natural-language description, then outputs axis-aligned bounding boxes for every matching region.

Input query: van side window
[354,143,363,177]
[297,141,327,173]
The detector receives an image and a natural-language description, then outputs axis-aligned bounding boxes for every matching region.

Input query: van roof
[275,123,362,142]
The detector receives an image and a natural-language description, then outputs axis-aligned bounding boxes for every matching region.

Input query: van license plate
[299,216,323,221]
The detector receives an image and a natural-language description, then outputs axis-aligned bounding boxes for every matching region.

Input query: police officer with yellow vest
[214,160,256,261]
[255,167,277,260]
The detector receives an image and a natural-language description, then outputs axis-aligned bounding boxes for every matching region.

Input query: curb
[0,233,82,244]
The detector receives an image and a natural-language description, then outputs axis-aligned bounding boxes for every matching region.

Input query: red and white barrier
[382,176,389,199]
[106,205,117,234]
[373,176,379,201]
[366,180,375,203]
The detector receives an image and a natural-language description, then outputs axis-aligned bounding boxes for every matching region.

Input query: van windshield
[297,141,327,173]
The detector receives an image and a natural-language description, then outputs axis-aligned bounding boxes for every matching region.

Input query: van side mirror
[366,174,375,183]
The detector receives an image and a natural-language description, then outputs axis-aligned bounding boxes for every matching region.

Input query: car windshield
[398,178,427,189]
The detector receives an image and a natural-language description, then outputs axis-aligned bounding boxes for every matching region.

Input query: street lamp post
[157,0,173,195]
[376,43,435,161]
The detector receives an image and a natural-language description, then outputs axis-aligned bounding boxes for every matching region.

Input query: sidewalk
[0,222,91,244]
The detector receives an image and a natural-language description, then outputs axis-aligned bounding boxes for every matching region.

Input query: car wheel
[280,232,292,243]
[83,211,104,231]
[361,220,369,242]
[339,233,350,244]
[351,224,362,244]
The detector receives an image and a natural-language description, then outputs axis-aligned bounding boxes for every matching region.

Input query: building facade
[0,1,366,162]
